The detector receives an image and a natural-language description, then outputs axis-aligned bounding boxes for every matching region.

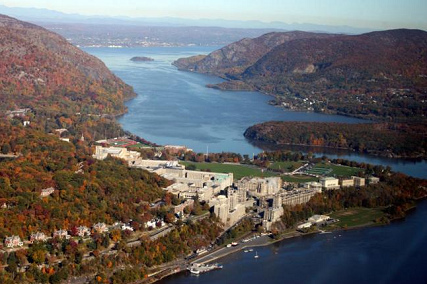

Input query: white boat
[190,269,200,275]
[248,248,253,252]
[188,263,223,275]
[244,249,249,253]
[254,251,259,259]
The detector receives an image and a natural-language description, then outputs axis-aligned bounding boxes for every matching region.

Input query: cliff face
[0,14,135,115]
[174,29,427,121]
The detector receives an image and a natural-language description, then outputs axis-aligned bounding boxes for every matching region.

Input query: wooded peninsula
[244,121,427,158]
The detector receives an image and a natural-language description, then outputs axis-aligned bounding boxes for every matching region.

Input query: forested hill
[244,121,427,158]
[174,29,427,122]
[0,14,135,116]
[173,31,335,78]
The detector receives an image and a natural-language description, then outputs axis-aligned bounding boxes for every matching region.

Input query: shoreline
[146,222,381,283]
[147,200,427,284]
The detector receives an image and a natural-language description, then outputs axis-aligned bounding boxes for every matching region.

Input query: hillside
[244,121,427,158]
[0,14,135,116]
[174,29,427,121]
[173,31,335,78]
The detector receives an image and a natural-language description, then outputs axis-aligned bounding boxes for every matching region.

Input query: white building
[211,195,229,225]
[282,188,320,206]
[53,229,70,239]
[319,177,340,190]
[5,235,24,248]
[77,226,91,237]
[121,224,134,232]
[303,181,322,191]
[297,222,312,230]
[340,178,355,187]
[352,176,366,187]
[235,177,282,197]
[30,232,48,243]
[40,187,55,197]
[308,215,330,225]
[93,223,108,233]
[368,176,380,184]
[93,146,141,163]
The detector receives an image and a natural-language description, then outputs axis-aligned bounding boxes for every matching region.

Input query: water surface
[158,201,427,284]
[84,46,427,178]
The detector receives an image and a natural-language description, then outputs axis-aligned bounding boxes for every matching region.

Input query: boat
[248,248,253,252]
[254,251,259,259]
[244,249,249,253]
[188,263,223,275]
[190,269,200,275]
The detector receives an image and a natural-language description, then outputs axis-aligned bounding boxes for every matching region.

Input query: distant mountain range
[0,4,372,34]
[174,29,427,122]
[0,14,134,115]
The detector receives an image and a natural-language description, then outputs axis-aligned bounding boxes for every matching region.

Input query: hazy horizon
[1,0,426,31]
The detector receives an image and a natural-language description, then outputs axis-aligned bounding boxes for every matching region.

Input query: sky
[1,0,427,30]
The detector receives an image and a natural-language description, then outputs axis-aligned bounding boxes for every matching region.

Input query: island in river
[131,56,154,62]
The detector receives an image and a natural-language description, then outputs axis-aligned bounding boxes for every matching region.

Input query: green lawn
[269,161,303,172]
[281,175,318,183]
[312,162,362,177]
[180,162,277,180]
[329,207,386,228]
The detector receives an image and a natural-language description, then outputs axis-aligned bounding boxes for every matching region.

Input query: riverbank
[145,201,426,284]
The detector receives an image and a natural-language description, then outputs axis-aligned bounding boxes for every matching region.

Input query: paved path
[194,235,271,264]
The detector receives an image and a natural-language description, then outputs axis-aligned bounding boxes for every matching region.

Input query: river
[84,46,426,179]
[157,201,427,284]
[84,46,427,283]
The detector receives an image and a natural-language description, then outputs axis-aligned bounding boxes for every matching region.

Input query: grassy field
[309,162,362,177]
[281,175,318,183]
[329,207,386,228]
[180,161,277,180]
[269,161,303,172]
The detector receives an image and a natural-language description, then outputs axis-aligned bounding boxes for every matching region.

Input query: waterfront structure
[319,177,340,190]
[4,235,24,248]
[308,215,330,225]
[297,222,312,230]
[352,176,366,187]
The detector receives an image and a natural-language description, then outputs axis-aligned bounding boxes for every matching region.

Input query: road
[194,235,271,264]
